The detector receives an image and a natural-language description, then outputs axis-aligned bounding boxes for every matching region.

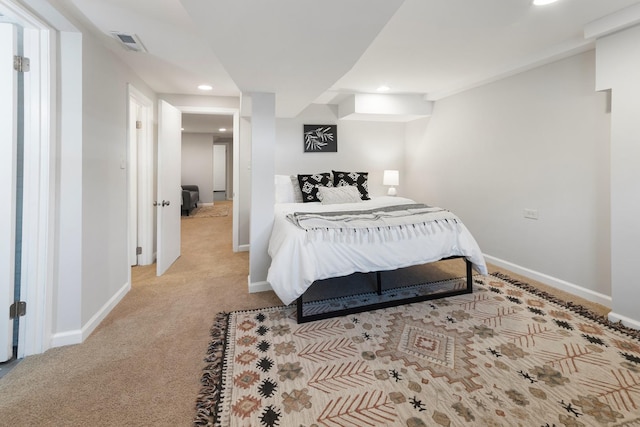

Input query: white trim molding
[584,3,640,40]
[19,24,54,358]
[484,254,612,308]
[608,312,640,330]
[50,281,131,348]
[238,244,250,252]
[248,275,272,293]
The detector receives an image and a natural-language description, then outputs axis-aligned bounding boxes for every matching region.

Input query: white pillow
[317,186,363,205]
[289,175,304,203]
[275,174,295,203]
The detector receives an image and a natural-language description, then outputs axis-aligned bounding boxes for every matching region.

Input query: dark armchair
[181,185,199,216]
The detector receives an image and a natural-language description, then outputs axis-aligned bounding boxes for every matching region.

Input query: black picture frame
[303,124,337,152]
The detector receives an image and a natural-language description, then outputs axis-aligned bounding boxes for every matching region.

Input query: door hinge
[136,120,142,129]
[13,55,30,73]
[9,301,26,319]
[136,246,142,255]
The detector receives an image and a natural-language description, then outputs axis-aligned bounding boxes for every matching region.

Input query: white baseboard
[49,330,82,348]
[484,254,612,308]
[238,244,250,252]
[608,312,640,330]
[248,275,273,293]
[50,281,131,348]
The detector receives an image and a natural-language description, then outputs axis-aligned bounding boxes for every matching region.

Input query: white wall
[181,133,214,204]
[53,31,82,339]
[239,116,252,248]
[405,51,612,304]
[79,29,156,334]
[595,24,640,328]
[249,93,275,286]
[275,104,405,197]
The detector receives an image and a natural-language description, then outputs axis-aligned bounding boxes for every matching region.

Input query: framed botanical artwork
[303,124,337,152]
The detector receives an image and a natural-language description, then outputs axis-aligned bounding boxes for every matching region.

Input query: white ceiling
[60,0,640,117]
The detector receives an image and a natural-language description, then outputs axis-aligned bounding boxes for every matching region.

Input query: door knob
[162,200,170,206]
[153,201,158,206]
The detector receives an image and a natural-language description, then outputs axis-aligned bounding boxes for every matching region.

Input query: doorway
[181,113,234,205]
[179,108,239,252]
[126,98,240,277]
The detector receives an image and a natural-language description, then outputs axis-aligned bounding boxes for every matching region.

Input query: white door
[0,23,18,362]
[156,100,182,276]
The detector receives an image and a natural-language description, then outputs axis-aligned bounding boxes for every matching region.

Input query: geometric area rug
[195,273,640,427]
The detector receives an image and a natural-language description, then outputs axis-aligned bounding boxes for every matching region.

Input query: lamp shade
[383,170,399,186]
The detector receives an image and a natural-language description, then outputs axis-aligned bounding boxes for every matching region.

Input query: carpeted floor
[195,274,640,426]
[0,200,617,426]
[184,204,230,218]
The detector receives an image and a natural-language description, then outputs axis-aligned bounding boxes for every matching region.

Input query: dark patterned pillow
[332,170,370,200]
[297,173,333,202]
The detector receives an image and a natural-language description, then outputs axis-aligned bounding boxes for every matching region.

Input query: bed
[267,175,488,323]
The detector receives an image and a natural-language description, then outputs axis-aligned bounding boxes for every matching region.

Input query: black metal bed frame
[296,256,473,323]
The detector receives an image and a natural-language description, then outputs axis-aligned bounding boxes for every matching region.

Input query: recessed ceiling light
[377,85,390,92]
[533,0,559,5]
[218,128,226,132]
[198,84,213,91]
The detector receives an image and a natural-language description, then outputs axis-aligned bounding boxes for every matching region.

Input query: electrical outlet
[523,208,539,220]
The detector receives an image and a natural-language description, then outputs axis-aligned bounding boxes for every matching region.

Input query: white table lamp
[383,170,399,196]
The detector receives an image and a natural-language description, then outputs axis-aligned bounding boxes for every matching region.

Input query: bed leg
[465,258,473,292]
[297,295,303,323]
[376,272,382,295]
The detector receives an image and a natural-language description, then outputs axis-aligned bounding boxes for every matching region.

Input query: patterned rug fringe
[194,312,231,427]
[491,272,640,341]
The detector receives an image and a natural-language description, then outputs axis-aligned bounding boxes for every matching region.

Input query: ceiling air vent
[110,32,147,53]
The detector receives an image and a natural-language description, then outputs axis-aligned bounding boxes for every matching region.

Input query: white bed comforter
[267,196,488,305]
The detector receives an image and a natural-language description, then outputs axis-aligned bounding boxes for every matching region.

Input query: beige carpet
[0,200,612,426]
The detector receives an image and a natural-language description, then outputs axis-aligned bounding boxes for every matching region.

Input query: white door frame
[176,106,240,252]
[127,84,154,266]
[0,0,54,358]
[0,22,18,363]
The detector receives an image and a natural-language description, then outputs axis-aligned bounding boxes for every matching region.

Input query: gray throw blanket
[287,204,460,243]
